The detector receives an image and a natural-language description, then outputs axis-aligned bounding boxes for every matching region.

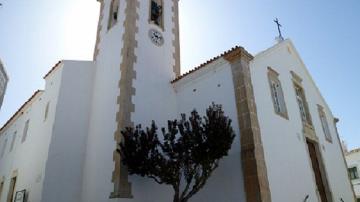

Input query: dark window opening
[150,0,163,27]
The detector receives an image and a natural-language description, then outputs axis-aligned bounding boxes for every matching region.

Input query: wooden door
[307,140,328,202]
[6,177,16,202]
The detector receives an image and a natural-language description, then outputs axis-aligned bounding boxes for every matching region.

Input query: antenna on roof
[274,18,284,43]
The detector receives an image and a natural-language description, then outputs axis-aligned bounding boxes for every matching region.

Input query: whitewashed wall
[121,0,180,201]
[174,58,247,202]
[346,151,360,199]
[80,0,128,201]
[0,63,63,202]
[41,61,95,202]
[1,2,353,201]
[82,0,179,201]
[250,39,354,202]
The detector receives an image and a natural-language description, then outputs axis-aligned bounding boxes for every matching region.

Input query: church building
[0,0,355,202]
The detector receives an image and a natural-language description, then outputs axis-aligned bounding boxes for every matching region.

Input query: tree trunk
[173,187,180,202]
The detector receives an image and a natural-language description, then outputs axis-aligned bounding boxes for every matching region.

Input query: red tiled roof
[171,46,253,83]
[0,90,43,133]
[43,61,62,79]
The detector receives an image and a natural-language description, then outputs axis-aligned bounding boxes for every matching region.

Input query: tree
[118,103,235,202]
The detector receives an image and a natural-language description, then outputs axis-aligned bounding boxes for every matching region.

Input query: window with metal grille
[318,106,332,142]
[348,167,359,180]
[268,67,288,119]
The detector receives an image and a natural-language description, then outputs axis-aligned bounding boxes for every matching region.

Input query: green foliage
[118,103,235,202]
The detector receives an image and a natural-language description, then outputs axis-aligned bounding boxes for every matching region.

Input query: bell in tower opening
[150,0,163,28]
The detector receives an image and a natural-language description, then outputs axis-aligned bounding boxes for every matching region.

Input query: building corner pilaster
[111,0,140,198]
[225,49,272,202]
[171,0,181,77]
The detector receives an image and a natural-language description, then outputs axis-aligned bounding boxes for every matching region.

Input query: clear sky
[0,0,359,149]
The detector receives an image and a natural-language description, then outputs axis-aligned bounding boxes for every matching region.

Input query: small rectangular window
[150,0,163,29]
[294,83,312,126]
[318,105,332,143]
[44,102,50,121]
[6,176,16,202]
[22,120,30,143]
[268,67,288,119]
[291,71,313,127]
[1,139,7,158]
[349,167,359,180]
[108,0,120,30]
[9,131,17,152]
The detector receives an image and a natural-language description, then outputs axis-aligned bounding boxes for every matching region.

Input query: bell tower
[92,0,181,199]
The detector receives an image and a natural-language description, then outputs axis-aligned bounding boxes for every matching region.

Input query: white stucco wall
[82,0,179,201]
[41,61,95,202]
[80,0,127,201]
[174,58,247,202]
[346,150,360,199]
[250,39,354,202]
[1,2,354,201]
[0,63,63,202]
[119,0,180,201]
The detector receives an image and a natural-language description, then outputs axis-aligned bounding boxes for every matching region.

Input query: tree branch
[183,162,219,201]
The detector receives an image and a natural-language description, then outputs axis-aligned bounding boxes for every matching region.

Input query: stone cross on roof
[274,18,284,41]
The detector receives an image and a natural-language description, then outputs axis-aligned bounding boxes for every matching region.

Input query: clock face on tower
[148,29,164,46]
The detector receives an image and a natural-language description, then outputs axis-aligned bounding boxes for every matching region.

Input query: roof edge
[0,90,44,133]
[171,46,253,83]
[43,61,62,79]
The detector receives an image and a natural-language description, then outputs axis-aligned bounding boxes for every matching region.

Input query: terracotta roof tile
[43,61,62,79]
[171,46,253,83]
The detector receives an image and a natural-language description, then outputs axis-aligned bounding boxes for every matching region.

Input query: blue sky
[0,0,359,149]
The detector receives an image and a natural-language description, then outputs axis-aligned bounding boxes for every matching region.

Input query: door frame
[305,138,333,202]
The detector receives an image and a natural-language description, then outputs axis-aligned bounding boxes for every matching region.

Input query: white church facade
[0,0,355,202]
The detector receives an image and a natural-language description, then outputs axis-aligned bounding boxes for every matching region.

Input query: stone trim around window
[291,71,315,139]
[267,67,288,120]
[6,170,18,202]
[290,70,302,84]
[149,0,164,30]
[317,105,333,143]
